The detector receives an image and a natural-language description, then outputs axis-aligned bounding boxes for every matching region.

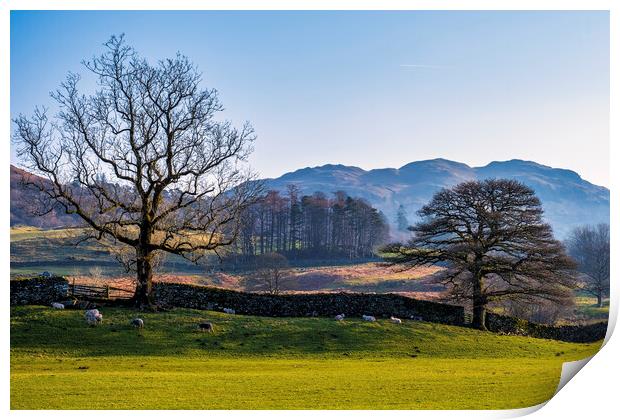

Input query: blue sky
[10,11,609,186]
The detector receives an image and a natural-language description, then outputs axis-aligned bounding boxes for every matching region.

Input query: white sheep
[130,318,144,329]
[84,309,103,326]
[223,308,236,315]
[362,315,376,322]
[51,302,65,310]
[334,314,345,321]
[390,316,402,324]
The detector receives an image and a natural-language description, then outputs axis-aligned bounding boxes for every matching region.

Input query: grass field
[11,306,602,409]
[574,295,610,321]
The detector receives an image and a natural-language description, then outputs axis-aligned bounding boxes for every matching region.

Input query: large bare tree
[13,35,261,307]
[382,179,577,329]
[566,224,610,307]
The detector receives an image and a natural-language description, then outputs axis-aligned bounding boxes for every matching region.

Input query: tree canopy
[13,35,260,307]
[382,179,577,329]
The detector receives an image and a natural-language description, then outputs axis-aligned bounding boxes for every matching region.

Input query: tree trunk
[133,250,154,309]
[471,271,488,330]
[133,220,155,309]
[472,302,487,330]
[597,293,603,308]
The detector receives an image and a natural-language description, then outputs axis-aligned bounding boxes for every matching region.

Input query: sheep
[334,314,345,321]
[130,318,144,329]
[362,315,376,322]
[223,308,236,315]
[199,322,214,333]
[390,316,402,324]
[51,302,65,310]
[84,309,103,326]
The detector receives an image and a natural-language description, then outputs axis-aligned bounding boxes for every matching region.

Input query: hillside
[261,159,609,238]
[10,165,80,228]
[11,159,609,237]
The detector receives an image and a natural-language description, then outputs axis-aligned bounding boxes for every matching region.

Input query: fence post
[105,284,110,299]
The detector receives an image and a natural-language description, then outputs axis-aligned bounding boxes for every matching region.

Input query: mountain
[10,159,609,238]
[260,159,609,238]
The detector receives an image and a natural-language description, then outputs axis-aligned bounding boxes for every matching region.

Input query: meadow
[11,306,601,409]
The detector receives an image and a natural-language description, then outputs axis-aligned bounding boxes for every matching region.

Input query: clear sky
[10,10,610,186]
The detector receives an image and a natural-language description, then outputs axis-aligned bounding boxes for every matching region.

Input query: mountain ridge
[268,158,606,189]
[259,158,609,238]
[10,159,609,238]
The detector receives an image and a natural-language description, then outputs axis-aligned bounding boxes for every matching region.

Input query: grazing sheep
[199,322,214,333]
[223,308,236,315]
[410,315,423,321]
[334,314,345,321]
[390,316,402,324]
[362,315,376,322]
[84,309,103,326]
[51,302,65,310]
[130,318,144,329]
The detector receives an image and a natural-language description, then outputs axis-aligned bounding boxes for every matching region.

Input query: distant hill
[260,159,609,238]
[10,165,81,228]
[11,159,609,237]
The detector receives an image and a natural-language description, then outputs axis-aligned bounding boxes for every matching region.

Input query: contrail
[399,64,447,69]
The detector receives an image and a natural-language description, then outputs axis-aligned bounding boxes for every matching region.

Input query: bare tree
[566,224,610,307]
[12,35,261,308]
[382,179,577,330]
[249,252,291,295]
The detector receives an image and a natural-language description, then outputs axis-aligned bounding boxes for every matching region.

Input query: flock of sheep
[51,302,406,330]
[52,303,144,329]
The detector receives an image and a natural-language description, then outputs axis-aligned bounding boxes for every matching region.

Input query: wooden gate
[69,283,134,300]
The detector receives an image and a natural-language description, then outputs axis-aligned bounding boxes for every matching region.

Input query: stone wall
[11,278,604,343]
[10,276,69,305]
[153,282,465,325]
[485,312,607,343]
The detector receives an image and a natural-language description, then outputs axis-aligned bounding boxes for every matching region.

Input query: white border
[2,1,616,419]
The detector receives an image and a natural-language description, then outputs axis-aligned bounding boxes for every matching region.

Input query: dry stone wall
[10,277,69,305]
[152,282,466,325]
[485,312,607,343]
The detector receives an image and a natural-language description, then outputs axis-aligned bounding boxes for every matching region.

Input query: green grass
[11,306,601,409]
[10,226,207,277]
